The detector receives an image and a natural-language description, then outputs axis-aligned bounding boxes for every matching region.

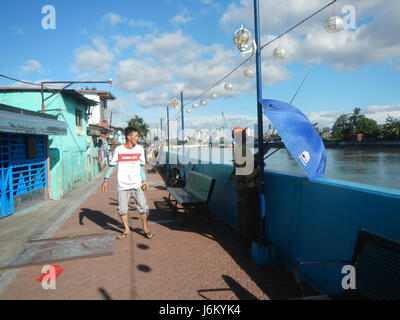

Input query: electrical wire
[1,2,335,123]
[260,0,337,51]
[0,73,55,89]
[0,73,42,87]
[183,54,255,108]
[167,0,337,122]
[290,65,314,104]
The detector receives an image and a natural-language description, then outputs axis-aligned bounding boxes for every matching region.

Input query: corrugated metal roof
[62,90,98,107]
[0,103,57,119]
[0,109,67,135]
[76,90,116,100]
[0,87,98,107]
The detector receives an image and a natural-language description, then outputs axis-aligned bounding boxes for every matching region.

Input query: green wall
[0,90,95,200]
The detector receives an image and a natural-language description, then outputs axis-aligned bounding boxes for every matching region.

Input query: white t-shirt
[109,144,145,190]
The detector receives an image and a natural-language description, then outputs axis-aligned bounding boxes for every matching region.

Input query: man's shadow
[79,208,135,233]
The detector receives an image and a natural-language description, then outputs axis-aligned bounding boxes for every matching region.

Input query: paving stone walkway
[0,165,313,300]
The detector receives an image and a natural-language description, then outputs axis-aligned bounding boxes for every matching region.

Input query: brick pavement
[0,165,313,300]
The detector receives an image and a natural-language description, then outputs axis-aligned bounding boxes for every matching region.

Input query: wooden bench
[293,229,400,299]
[167,170,216,226]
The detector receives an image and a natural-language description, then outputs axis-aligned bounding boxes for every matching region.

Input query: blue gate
[0,167,13,219]
[0,133,47,219]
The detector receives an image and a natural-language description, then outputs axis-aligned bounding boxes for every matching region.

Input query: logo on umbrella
[299,151,310,166]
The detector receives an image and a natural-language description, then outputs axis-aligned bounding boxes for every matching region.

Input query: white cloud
[170,14,191,25]
[220,0,400,72]
[135,90,172,108]
[304,104,400,129]
[75,72,94,80]
[185,113,258,131]
[128,19,156,29]
[305,110,342,128]
[102,12,156,30]
[115,58,173,93]
[11,79,65,89]
[108,96,131,118]
[80,28,88,36]
[112,1,400,111]
[112,27,292,108]
[20,60,42,74]
[71,38,115,76]
[362,104,400,124]
[114,35,142,49]
[135,30,194,61]
[103,12,122,25]
[170,7,192,25]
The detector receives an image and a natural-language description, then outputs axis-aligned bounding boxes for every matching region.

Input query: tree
[331,108,379,141]
[349,107,365,132]
[357,117,380,140]
[383,115,400,140]
[331,114,351,140]
[127,115,150,143]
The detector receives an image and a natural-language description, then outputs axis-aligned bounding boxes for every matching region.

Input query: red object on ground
[35,265,64,282]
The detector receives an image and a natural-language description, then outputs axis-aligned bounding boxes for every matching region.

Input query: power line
[168,0,337,121]
[290,65,314,104]
[0,73,57,89]
[183,54,255,108]
[260,0,337,51]
[0,73,42,87]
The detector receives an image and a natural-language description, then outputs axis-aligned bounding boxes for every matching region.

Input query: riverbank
[266,140,400,149]
[161,140,400,149]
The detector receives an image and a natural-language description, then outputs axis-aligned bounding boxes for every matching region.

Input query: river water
[163,146,400,190]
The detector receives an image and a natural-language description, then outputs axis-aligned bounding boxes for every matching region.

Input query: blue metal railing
[1,133,47,219]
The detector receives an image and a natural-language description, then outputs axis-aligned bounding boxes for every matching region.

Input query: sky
[1,0,399,137]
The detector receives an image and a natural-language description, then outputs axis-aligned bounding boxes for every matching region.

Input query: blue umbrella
[259,99,326,181]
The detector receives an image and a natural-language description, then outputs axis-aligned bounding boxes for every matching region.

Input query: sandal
[116,232,130,240]
[144,232,154,239]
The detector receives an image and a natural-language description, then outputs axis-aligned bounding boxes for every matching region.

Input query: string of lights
[168,0,337,122]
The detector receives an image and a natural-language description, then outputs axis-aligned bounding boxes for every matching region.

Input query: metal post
[167,106,170,175]
[180,91,186,178]
[41,83,45,114]
[160,117,163,149]
[253,0,269,243]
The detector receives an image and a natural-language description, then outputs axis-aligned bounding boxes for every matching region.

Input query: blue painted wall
[168,151,400,295]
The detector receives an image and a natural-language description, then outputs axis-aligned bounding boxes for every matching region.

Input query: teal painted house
[0,87,97,204]
[0,103,67,218]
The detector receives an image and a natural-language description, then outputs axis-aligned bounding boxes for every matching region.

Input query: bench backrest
[185,170,216,203]
[352,229,400,300]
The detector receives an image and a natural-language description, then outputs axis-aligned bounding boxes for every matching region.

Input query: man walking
[101,127,154,240]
